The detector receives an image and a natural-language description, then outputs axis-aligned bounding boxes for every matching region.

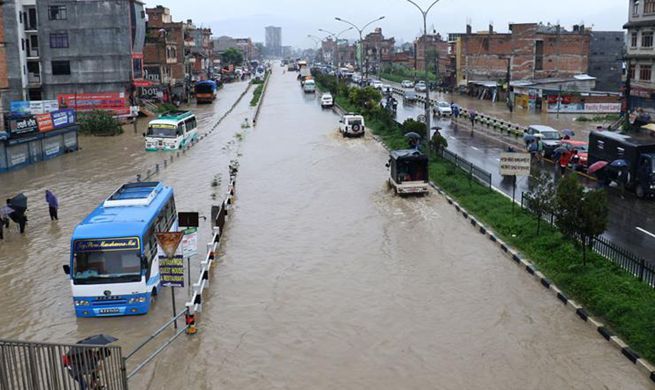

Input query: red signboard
[133,80,152,87]
[57,92,128,115]
[35,113,54,132]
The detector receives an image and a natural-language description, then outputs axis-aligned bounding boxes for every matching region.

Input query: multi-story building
[414,33,449,76]
[624,0,655,113]
[362,27,394,71]
[0,5,10,116]
[588,31,625,91]
[144,6,185,86]
[265,26,281,57]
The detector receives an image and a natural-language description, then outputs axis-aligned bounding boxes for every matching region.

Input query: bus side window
[184,118,196,131]
[177,122,185,136]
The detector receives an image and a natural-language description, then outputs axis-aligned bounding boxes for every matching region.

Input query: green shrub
[78,110,123,136]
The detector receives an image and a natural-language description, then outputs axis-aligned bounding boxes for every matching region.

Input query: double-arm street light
[318,27,353,70]
[405,0,441,150]
[307,34,322,61]
[334,16,385,83]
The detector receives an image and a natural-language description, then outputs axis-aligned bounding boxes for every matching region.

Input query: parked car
[401,80,414,88]
[320,93,333,108]
[339,114,366,137]
[561,140,589,171]
[404,90,418,103]
[434,101,452,116]
[589,131,655,198]
[527,125,561,158]
[415,81,427,92]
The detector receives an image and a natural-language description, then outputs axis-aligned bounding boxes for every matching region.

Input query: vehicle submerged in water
[387,149,430,195]
[144,111,198,151]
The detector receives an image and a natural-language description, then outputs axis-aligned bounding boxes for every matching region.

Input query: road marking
[471,146,480,151]
[636,227,655,239]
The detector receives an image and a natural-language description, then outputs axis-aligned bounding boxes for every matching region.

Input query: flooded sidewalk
[131,67,652,389]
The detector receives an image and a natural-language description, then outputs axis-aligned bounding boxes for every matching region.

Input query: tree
[526,172,556,234]
[402,118,426,135]
[555,175,609,265]
[78,110,123,136]
[221,48,243,66]
[348,86,381,111]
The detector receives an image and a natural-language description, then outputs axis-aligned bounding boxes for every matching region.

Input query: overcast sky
[153,0,627,47]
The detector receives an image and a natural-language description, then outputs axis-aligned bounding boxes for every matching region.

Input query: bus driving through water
[194,80,218,103]
[144,111,198,151]
[63,182,177,317]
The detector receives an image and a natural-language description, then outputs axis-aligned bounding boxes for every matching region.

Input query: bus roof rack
[104,182,163,208]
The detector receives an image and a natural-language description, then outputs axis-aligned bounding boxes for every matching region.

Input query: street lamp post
[335,16,385,84]
[307,34,322,62]
[405,0,441,151]
[318,27,353,69]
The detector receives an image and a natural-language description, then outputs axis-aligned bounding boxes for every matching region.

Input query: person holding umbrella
[45,190,58,221]
[63,334,118,389]
[7,195,27,234]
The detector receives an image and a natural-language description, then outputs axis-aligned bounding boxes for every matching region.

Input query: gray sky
[153,0,627,47]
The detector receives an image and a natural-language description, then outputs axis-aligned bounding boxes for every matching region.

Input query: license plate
[99,308,120,314]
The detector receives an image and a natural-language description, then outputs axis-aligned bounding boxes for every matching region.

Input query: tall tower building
[265,26,282,57]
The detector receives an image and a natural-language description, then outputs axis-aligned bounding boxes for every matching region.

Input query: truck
[588,131,655,198]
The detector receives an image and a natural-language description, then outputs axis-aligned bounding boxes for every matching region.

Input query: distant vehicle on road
[63,181,177,317]
[589,131,655,198]
[386,149,429,195]
[255,66,266,81]
[339,113,365,137]
[415,81,427,92]
[320,93,333,108]
[561,140,589,171]
[303,79,316,93]
[401,80,414,88]
[370,80,383,90]
[527,125,561,158]
[404,90,418,103]
[381,84,393,95]
[434,101,452,116]
[194,80,217,103]
[144,111,198,151]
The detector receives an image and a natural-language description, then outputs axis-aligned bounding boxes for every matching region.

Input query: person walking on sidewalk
[45,190,59,221]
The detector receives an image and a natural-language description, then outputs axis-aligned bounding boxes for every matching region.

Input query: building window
[21,39,25,51]
[643,31,654,48]
[640,64,652,81]
[51,60,70,75]
[632,32,639,47]
[635,0,641,15]
[646,0,655,13]
[629,64,636,80]
[49,32,69,48]
[48,6,67,20]
[535,40,544,71]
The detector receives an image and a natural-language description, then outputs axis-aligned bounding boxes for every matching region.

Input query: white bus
[145,111,198,151]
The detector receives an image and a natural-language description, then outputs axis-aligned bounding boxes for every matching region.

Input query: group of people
[0,190,58,240]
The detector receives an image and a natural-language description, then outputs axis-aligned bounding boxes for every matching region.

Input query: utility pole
[405,0,442,151]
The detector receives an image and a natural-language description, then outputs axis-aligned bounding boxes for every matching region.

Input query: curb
[428,179,655,384]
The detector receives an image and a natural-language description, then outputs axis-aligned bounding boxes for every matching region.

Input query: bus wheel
[151,287,158,297]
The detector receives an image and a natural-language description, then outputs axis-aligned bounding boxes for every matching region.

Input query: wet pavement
[128,66,653,389]
[0,80,252,354]
[391,96,655,261]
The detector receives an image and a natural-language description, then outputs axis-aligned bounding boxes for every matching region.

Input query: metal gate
[0,339,128,390]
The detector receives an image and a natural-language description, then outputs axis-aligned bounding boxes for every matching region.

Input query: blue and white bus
[145,111,198,151]
[63,182,177,317]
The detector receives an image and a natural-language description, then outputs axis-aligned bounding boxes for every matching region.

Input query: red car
[561,140,589,171]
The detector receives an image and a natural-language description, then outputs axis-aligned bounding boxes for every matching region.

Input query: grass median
[356,101,655,363]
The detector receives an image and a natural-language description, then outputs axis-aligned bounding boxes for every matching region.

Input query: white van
[303,79,316,93]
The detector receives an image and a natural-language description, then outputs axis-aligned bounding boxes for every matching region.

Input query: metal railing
[0,339,128,390]
[520,191,654,287]
[436,148,492,189]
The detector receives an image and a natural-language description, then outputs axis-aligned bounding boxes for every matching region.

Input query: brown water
[0,80,252,353]
[122,68,651,389]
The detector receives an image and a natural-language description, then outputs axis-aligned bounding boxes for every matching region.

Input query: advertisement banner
[10,100,59,115]
[36,113,54,132]
[10,101,30,115]
[144,65,162,84]
[499,153,531,176]
[181,227,198,258]
[51,109,77,129]
[57,92,128,114]
[7,115,39,136]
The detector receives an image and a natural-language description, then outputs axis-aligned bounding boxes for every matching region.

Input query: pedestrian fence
[520,191,655,288]
[434,147,493,189]
[0,339,128,390]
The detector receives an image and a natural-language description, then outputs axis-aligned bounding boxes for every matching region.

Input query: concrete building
[459,23,590,85]
[588,31,625,92]
[265,26,281,57]
[362,27,394,71]
[624,0,655,113]
[0,4,10,117]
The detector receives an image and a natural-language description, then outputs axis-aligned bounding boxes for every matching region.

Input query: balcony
[27,47,39,59]
[28,72,41,86]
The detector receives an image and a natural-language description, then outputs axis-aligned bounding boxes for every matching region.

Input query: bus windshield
[73,250,142,284]
[147,126,178,138]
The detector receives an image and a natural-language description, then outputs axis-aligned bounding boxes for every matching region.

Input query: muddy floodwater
[0,68,652,389]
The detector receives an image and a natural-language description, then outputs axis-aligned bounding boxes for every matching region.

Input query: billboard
[10,100,59,115]
[57,92,130,115]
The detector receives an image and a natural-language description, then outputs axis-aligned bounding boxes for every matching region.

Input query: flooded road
[0,80,252,350]
[129,67,652,389]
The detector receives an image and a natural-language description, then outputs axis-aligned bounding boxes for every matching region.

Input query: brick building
[414,33,449,77]
[460,23,591,85]
[362,28,394,71]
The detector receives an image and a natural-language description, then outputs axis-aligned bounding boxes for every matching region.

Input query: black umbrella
[610,159,629,168]
[9,193,27,211]
[553,145,571,155]
[404,132,422,140]
[76,334,118,346]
